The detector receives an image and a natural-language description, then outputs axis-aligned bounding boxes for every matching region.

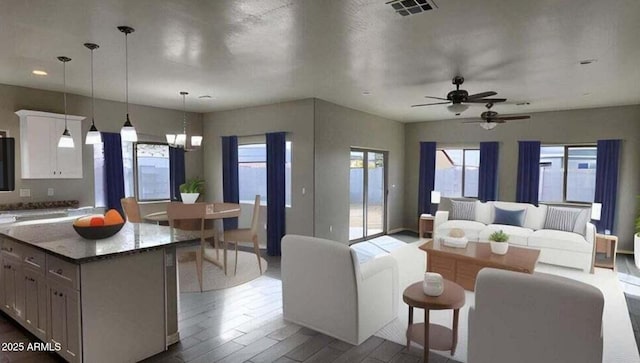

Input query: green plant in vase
[489,230,509,255]
[179,177,205,203]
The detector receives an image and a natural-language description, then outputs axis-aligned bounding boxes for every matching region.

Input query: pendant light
[118,26,137,142]
[166,91,202,150]
[57,56,74,149]
[84,43,102,144]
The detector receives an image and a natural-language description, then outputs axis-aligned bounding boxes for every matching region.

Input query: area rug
[375,263,640,363]
[177,247,267,292]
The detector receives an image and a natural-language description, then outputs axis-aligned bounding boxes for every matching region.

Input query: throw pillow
[572,208,591,236]
[450,200,475,221]
[493,207,526,227]
[544,206,582,233]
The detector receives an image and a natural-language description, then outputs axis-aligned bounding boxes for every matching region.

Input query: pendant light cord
[91,48,95,125]
[63,60,68,129]
[183,93,187,134]
[124,32,129,116]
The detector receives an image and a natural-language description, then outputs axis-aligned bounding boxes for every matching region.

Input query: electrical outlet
[48,188,54,196]
[19,189,31,197]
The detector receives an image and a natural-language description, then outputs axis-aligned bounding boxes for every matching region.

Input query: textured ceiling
[0,0,639,121]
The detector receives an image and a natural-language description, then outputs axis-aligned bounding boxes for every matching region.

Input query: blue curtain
[266,132,286,256]
[169,147,185,201]
[222,136,239,230]
[418,142,436,215]
[102,132,125,217]
[594,139,621,233]
[516,141,541,205]
[478,142,499,202]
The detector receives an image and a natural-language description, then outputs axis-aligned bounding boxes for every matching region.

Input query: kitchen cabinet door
[23,267,47,340]
[1,256,23,321]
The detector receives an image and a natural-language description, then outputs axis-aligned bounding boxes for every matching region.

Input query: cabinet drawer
[1,239,22,260]
[46,255,79,290]
[21,245,45,272]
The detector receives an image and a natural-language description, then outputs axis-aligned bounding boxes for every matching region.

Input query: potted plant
[635,197,640,268]
[489,230,509,255]
[179,178,205,204]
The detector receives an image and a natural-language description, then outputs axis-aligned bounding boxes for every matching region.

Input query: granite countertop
[0,217,200,264]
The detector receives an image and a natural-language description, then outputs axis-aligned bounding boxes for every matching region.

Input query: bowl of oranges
[72,209,126,240]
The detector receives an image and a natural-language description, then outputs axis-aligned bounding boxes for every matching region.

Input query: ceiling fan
[464,103,531,130]
[411,76,506,115]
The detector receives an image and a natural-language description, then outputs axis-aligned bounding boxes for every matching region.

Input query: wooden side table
[418,214,434,238]
[402,280,465,363]
[594,233,618,270]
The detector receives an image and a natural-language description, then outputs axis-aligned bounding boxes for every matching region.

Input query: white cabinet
[0,254,24,322]
[15,110,84,179]
[47,281,81,363]
[23,267,47,340]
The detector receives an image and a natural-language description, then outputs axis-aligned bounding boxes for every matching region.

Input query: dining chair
[166,203,219,292]
[121,197,142,223]
[222,195,262,276]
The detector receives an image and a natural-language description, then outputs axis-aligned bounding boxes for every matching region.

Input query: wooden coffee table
[420,239,540,291]
[403,280,465,363]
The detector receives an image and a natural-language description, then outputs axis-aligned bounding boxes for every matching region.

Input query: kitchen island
[0,217,199,363]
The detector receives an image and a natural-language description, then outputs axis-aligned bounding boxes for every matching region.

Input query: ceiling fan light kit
[411,76,506,114]
[465,103,531,130]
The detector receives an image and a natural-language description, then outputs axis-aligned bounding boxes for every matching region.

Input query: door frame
[349,148,388,243]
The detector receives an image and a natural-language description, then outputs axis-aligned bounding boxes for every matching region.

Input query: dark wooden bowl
[73,222,125,240]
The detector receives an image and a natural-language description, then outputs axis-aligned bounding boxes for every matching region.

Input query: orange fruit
[89,216,105,226]
[104,209,125,225]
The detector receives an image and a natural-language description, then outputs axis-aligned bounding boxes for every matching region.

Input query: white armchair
[468,268,604,363]
[281,235,398,345]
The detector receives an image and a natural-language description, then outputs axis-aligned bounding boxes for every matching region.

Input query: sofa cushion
[451,200,476,221]
[475,201,493,225]
[437,220,485,241]
[528,229,592,253]
[492,201,547,230]
[479,224,534,246]
[350,242,387,264]
[544,206,582,233]
[493,206,526,227]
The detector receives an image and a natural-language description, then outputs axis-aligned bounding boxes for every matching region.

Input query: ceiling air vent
[387,0,438,16]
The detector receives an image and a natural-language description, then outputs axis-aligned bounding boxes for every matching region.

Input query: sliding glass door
[349,149,387,242]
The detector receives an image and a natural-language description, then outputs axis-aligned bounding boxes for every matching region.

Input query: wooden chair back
[250,195,261,236]
[121,197,142,223]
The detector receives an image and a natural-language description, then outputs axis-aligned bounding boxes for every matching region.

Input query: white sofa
[281,235,425,345]
[434,200,596,272]
[469,268,604,363]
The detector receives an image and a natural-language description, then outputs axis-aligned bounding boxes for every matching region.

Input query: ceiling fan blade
[462,120,485,124]
[497,115,531,121]
[411,102,451,107]
[466,91,497,99]
[424,96,449,101]
[466,98,507,103]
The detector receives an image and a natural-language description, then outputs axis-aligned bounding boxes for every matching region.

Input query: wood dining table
[144,202,242,273]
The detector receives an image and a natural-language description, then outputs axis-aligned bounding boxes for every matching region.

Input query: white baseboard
[167,332,180,346]
[388,227,418,235]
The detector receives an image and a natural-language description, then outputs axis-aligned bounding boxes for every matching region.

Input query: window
[135,143,170,201]
[539,145,596,203]
[238,141,292,206]
[93,141,136,207]
[434,148,479,198]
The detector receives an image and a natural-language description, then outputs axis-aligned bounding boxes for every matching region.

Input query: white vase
[490,241,509,255]
[181,193,199,204]
[423,272,444,296]
[634,233,640,269]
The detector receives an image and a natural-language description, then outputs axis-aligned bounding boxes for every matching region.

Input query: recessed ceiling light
[579,59,597,65]
[362,91,372,96]
[198,95,215,99]
[32,70,47,76]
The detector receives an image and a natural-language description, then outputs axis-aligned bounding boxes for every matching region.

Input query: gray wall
[202,98,405,245]
[403,105,640,251]
[314,99,405,243]
[202,99,316,245]
[0,83,203,207]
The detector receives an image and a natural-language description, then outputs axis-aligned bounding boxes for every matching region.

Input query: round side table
[402,279,465,363]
